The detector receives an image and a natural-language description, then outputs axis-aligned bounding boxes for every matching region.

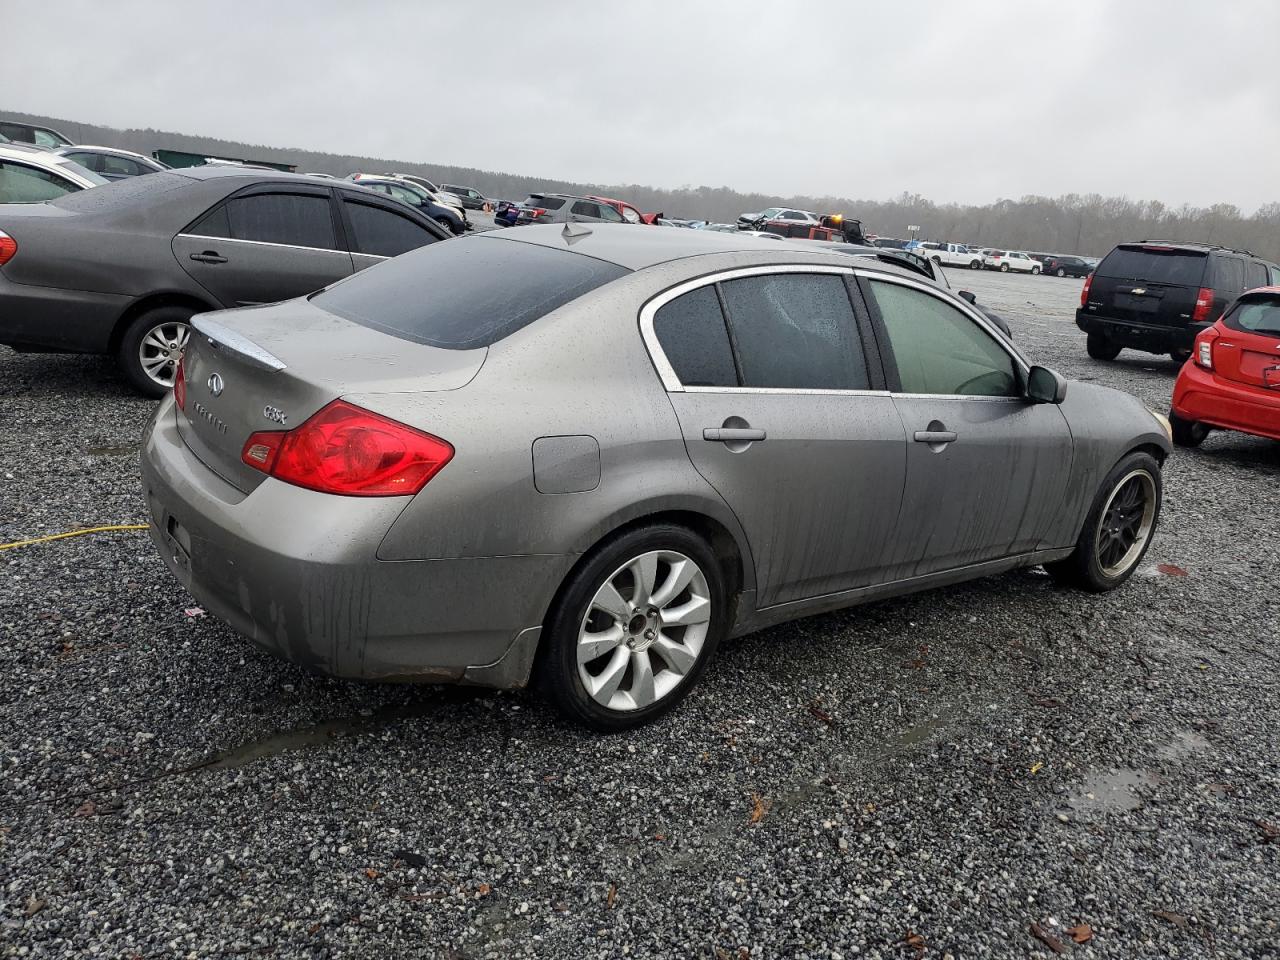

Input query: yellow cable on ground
[0,525,150,552]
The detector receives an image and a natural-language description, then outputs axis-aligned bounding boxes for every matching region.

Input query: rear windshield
[525,195,565,210]
[51,171,190,212]
[312,235,629,349]
[1222,294,1280,336]
[1096,246,1206,285]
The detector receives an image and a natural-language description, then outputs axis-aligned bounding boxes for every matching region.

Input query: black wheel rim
[1094,470,1156,576]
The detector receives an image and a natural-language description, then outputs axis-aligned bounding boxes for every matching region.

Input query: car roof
[492,222,927,279]
[56,144,152,160]
[1121,239,1262,258]
[170,165,351,187]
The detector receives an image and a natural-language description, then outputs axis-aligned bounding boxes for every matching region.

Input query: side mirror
[1026,365,1068,404]
[957,290,977,305]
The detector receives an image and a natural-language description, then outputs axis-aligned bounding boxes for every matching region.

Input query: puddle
[898,716,948,747]
[1158,730,1211,760]
[1068,768,1160,813]
[86,444,139,457]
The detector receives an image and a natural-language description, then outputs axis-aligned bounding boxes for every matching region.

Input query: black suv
[1077,241,1280,362]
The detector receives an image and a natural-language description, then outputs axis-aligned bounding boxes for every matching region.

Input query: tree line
[9,109,1279,260]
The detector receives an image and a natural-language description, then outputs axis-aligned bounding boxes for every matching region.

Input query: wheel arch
[109,291,219,354]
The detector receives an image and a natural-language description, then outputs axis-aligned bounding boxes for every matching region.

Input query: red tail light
[1080,272,1093,308]
[1195,328,1217,370]
[0,230,16,267]
[1192,287,1214,323]
[529,208,546,218]
[174,357,187,411]
[240,399,453,497]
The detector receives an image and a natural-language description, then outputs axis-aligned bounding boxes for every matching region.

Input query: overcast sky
[8,1,1280,210]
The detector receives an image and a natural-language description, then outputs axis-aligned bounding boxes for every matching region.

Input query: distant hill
[5,108,1279,260]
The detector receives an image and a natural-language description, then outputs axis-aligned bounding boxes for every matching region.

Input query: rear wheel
[1031,266,1041,275]
[1000,263,1010,272]
[1045,452,1162,592]
[1170,411,1209,447]
[1057,267,1067,277]
[1086,330,1122,360]
[538,524,728,731]
[117,306,193,398]
[969,260,982,270]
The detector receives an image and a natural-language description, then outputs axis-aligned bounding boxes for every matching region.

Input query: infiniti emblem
[207,372,224,397]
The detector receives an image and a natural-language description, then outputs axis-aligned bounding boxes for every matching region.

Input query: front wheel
[1170,411,1209,447]
[117,306,193,398]
[1045,452,1162,592]
[1086,330,1122,360]
[538,524,728,731]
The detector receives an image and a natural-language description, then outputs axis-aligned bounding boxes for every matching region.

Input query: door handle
[189,251,227,264]
[913,430,957,444]
[704,427,766,442]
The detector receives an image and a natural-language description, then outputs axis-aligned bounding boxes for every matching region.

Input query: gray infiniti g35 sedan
[141,224,1172,730]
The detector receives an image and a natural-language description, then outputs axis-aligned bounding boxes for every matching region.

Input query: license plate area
[165,514,193,575]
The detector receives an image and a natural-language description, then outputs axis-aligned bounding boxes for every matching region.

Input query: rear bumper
[1075,310,1210,351]
[0,271,129,353]
[140,397,571,687]
[1171,361,1280,441]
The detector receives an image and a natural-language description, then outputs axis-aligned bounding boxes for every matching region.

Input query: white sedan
[0,143,107,203]
[984,250,1041,274]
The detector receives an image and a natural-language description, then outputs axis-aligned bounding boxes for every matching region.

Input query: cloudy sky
[8,0,1280,210]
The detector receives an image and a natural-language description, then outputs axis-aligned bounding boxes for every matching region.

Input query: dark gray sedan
[141,225,1172,731]
[0,167,449,395]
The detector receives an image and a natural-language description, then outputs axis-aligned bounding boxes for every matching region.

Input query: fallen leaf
[1030,695,1063,708]
[552,900,569,913]
[1153,910,1188,929]
[897,929,926,957]
[1030,762,1044,775]
[807,702,837,727]
[1068,922,1094,943]
[1157,563,1188,577]
[24,896,45,918]
[1030,921,1067,954]
[73,800,96,817]
[1255,820,1280,844]
[476,883,492,897]
[653,833,667,841]
[306,922,322,935]
[184,606,206,618]
[363,868,380,880]
[748,793,770,824]
[606,882,617,909]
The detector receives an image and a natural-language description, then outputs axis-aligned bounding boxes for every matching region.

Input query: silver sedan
[141,225,1172,730]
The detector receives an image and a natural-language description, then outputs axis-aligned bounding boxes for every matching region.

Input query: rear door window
[719,273,869,390]
[313,234,628,349]
[869,279,1018,397]
[100,154,143,177]
[343,199,440,258]
[652,285,738,388]
[225,193,336,250]
[570,200,598,217]
[1096,246,1206,285]
[1246,260,1269,290]
[0,161,79,203]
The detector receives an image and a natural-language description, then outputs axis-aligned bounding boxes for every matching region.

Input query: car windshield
[1097,246,1207,284]
[758,207,783,219]
[1224,296,1280,335]
[312,235,629,350]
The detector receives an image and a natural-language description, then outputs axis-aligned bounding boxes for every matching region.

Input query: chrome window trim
[854,268,1032,378]
[177,233,348,256]
[639,263,870,394]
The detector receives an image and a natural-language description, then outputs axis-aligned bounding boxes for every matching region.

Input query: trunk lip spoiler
[192,315,287,372]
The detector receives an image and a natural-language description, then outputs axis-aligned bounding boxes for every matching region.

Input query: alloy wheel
[138,321,190,388]
[1094,469,1157,577]
[576,550,711,712]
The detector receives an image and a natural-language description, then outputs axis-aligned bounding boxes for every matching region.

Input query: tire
[538,524,729,731]
[1031,266,1041,275]
[1170,347,1193,364]
[1057,267,1067,277]
[1000,263,1010,272]
[117,306,194,398]
[1086,330,1122,361]
[1170,411,1209,447]
[1044,451,1162,592]
[969,260,982,270]
[931,255,942,265]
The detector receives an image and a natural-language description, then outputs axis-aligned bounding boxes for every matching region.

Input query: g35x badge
[263,405,288,425]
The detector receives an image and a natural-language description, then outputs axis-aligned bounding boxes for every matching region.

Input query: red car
[1170,286,1280,446]
[587,195,658,225]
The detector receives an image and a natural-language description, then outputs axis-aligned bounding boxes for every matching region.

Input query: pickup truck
[916,241,984,270]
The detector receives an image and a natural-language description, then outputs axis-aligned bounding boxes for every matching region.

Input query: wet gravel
[2,271,1278,958]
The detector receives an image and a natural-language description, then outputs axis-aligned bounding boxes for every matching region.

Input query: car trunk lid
[1087,244,1206,328]
[1213,293,1280,389]
[177,299,485,493]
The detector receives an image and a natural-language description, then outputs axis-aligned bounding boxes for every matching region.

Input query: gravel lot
[2,267,1277,959]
